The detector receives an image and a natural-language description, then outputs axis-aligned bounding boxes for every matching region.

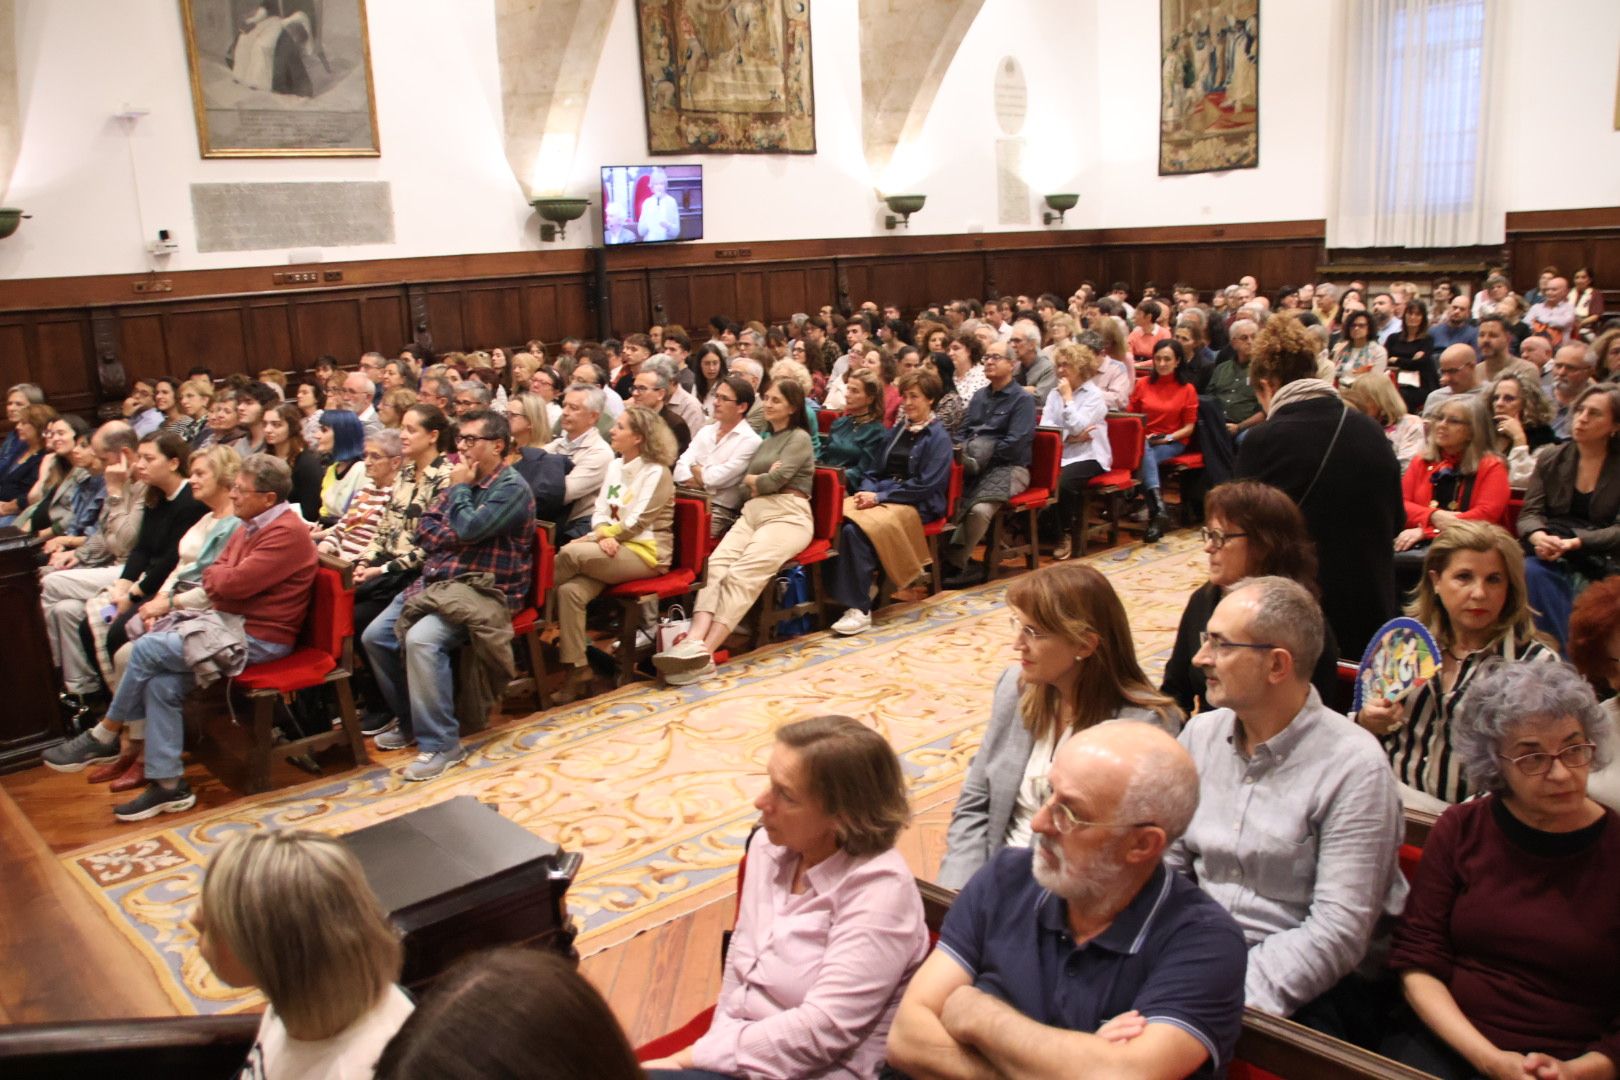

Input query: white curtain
[1327,0,1506,249]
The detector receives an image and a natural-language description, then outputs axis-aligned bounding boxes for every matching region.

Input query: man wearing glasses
[890,721,1247,1079]
[360,409,534,782]
[1171,576,1405,1031]
[672,375,760,538]
[628,363,692,455]
[1547,342,1596,440]
[1422,343,1484,419]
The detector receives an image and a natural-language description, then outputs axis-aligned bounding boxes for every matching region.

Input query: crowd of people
[12,266,1620,1078]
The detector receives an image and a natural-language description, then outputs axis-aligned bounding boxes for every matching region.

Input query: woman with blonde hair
[503,391,553,450]
[1342,372,1427,470]
[938,561,1182,888]
[194,830,413,1077]
[180,378,217,449]
[1090,314,1136,410]
[1357,521,1556,809]
[1043,342,1111,560]
[1396,396,1508,568]
[552,405,678,703]
[377,387,418,430]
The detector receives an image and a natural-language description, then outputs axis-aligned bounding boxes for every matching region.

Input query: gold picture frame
[180,0,380,158]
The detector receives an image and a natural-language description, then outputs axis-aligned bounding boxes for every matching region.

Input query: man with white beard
[889,723,1247,1080]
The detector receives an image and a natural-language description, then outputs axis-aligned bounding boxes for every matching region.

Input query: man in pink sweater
[45,455,318,821]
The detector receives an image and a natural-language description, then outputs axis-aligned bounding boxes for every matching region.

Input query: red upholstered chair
[507,525,555,711]
[602,493,711,686]
[232,561,369,793]
[986,427,1063,580]
[1077,413,1146,554]
[1504,494,1523,531]
[753,466,844,648]
[816,408,843,436]
[1162,442,1206,527]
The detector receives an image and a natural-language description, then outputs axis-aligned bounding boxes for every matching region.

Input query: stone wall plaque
[996,138,1029,226]
[191,181,394,252]
[993,56,1026,137]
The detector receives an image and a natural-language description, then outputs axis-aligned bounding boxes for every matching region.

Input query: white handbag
[656,604,692,652]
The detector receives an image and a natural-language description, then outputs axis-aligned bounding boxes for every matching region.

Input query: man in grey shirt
[1166,576,1406,1025]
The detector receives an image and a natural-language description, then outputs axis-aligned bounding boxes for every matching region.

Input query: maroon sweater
[1389,795,1620,1065]
[201,506,318,646]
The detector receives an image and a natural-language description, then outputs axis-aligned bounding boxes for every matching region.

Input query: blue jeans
[1524,555,1574,652]
[361,590,468,754]
[1138,439,1186,492]
[108,629,291,782]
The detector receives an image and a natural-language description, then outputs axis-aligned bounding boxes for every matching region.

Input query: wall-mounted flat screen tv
[600,164,704,246]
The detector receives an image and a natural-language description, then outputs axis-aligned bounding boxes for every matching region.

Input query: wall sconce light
[530,197,589,242]
[1042,193,1079,226]
[0,208,31,239]
[883,194,926,231]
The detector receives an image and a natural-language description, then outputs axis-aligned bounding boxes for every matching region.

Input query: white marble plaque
[993,56,1027,136]
[996,138,1030,225]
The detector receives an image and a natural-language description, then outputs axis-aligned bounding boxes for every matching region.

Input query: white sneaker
[831,608,871,636]
[653,637,713,679]
[663,658,717,687]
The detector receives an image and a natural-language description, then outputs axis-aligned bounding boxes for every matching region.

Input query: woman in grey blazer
[938,562,1183,889]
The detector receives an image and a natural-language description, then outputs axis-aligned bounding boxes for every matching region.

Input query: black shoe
[43,728,123,772]
[114,780,197,822]
[359,712,397,737]
[943,564,988,589]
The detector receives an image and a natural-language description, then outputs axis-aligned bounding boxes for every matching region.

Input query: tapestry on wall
[180,0,380,157]
[634,0,816,154]
[1159,0,1258,176]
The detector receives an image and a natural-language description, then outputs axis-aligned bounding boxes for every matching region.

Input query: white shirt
[637,192,681,242]
[239,985,413,1080]
[1004,726,1069,851]
[1042,384,1112,470]
[673,420,763,512]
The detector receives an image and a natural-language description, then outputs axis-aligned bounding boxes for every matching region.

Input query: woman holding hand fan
[1357,521,1557,810]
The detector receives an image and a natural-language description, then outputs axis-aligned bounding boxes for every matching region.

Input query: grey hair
[344,372,375,396]
[1013,321,1042,346]
[419,375,454,401]
[1453,660,1614,793]
[563,383,605,415]
[7,382,44,404]
[1100,720,1201,843]
[790,312,809,329]
[640,357,675,389]
[730,357,763,383]
[238,453,293,501]
[365,428,404,457]
[1228,318,1259,337]
[455,382,491,406]
[1229,575,1325,677]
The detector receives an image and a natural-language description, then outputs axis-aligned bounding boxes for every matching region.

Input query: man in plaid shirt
[360,408,534,781]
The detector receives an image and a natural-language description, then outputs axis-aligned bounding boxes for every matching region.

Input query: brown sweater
[202,506,318,646]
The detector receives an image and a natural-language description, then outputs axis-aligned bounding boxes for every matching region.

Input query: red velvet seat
[987,427,1063,579]
[601,494,710,685]
[816,408,843,436]
[510,525,554,711]
[1162,444,1206,526]
[234,563,369,793]
[1077,413,1147,553]
[753,466,843,647]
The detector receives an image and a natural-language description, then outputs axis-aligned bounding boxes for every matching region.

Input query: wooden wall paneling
[423,289,466,353]
[921,255,986,309]
[0,322,33,393]
[519,282,560,345]
[651,270,693,331]
[606,272,650,338]
[243,300,294,372]
[406,285,432,351]
[735,271,766,326]
[459,281,525,351]
[289,296,365,372]
[763,265,812,321]
[1509,232,1620,294]
[116,313,168,387]
[361,293,409,355]
[32,316,97,413]
[88,308,124,407]
[687,271,743,330]
[160,304,250,380]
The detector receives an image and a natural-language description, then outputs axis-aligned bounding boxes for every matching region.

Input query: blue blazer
[859,417,952,523]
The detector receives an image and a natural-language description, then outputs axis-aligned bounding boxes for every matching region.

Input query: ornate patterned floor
[60,534,1208,1014]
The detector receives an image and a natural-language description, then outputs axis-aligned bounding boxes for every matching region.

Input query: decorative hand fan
[1353,617,1441,712]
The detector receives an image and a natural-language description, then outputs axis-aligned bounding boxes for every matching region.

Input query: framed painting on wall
[634,0,816,154]
[1159,0,1259,176]
[180,0,381,158]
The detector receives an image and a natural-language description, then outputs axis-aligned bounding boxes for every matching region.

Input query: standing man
[942,343,1036,587]
[362,410,534,781]
[543,385,614,542]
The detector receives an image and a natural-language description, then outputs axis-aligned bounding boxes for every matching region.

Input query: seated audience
[0,402,53,526]
[1090,316,1137,411]
[643,715,929,1079]
[653,355,707,435]
[1475,314,1539,385]
[543,384,615,542]
[939,562,1181,889]
[653,381,816,686]
[948,330,988,403]
[630,360,693,455]
[1197,317,1264,485]
[929,350,967,438]
[16,415,93,539]
[376,947,640,1080]
[361,410,534,780]
[1171,576,1405,1029]
[263,402,323,521]
[200,391,242,452]
[1359,522,1556,811]
[1172,311,1217,392]
[1482,371,1557,487]
[552,406,677,703]
[153,375,201,442]
[891,721,1246,1079]
[1423,343,1484,419]
[673,374,762,538]
[316,409,369,525]
[1130,339,1200,543]
[124,377,163,437]
[196,830,414,1079]
[1237,314,1403,659]
[1162,481,1342,713]
[0,382,42,476]
[1012,320,1055,401]
[1549,342,1600,439]
[764,356,824,453]
[941,343,1037,587]
[1386,298,1438,414]
[1128,300,1170,360]
[1518,384,1620,649]
[819,368,890,486]
[232,381,279,455]
[45,454,314,820]
[181,378,219,448]
[377,387,418,429]
[1342,372,1427,471]
[1428,295,1479,353]
[504,391,553,450]
[1395,396,1509,579]
[1569,578,1620,812]
[1042,343,1111,560]
[1330,310,1389,389]
[692,343,729,416]
[314,429,400,563]
[826,368,953,635]
[1385,660,1620,1080]
[1527,275,1578,345]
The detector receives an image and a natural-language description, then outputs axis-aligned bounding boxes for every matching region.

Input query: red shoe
[108,757,147,793]
[87,748,139,784]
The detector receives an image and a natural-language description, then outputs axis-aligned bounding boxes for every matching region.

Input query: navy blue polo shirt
[938,849,1248,1075]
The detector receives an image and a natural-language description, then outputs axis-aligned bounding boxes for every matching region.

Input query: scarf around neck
[1265,377,1339,416]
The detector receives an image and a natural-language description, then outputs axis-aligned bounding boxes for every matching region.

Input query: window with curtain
[1329,0,1505,249]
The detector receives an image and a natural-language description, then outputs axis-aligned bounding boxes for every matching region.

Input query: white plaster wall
[1,0,1614,282]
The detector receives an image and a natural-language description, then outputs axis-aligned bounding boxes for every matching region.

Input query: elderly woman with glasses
[1385,660,1620,1080]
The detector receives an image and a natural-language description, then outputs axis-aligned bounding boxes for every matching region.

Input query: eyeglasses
[1498,743,1597,776]
[1033,779,1154,835]
[1198,632,1279,655]
[713,393,739,405]
[1199,527,1248,549]
[454,434,497,447]
[362,451,399,462]
[1009,616,1049,642]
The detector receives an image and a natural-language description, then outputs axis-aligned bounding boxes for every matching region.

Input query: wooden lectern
[0,532,64,772]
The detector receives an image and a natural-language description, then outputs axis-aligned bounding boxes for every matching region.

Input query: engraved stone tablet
[993,56,1027,137]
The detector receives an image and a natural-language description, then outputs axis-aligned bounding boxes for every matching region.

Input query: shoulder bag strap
[1298,403,1350,508]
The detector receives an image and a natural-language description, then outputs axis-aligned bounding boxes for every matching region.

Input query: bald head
[1438,343,1479,391]
[1055,721,1200,844]
[1520,336,1553,371]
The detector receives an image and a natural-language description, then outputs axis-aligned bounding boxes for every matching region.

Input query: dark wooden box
[342,796,582,990]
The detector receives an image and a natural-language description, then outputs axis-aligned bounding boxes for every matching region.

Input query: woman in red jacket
[1396,396,1510,579]
[1129,339,1200,542]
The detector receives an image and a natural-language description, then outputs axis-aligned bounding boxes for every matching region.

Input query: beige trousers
[693,493,814,629]
[554,538,659,666]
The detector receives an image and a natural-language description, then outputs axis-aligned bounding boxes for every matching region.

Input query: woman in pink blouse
[644,715,929,1080]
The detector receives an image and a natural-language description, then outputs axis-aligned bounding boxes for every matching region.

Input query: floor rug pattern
[60,534,1207,1014]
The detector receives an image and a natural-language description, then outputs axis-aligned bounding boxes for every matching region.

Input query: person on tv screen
[637,168,681,242]
[603,202,637,245]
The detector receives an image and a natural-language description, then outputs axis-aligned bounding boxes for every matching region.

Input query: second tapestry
[1159,0,1259,175]
[635,0,816,154]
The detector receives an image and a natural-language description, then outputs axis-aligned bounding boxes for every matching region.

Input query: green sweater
[748,427,815,497]
[819,415,888,488]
